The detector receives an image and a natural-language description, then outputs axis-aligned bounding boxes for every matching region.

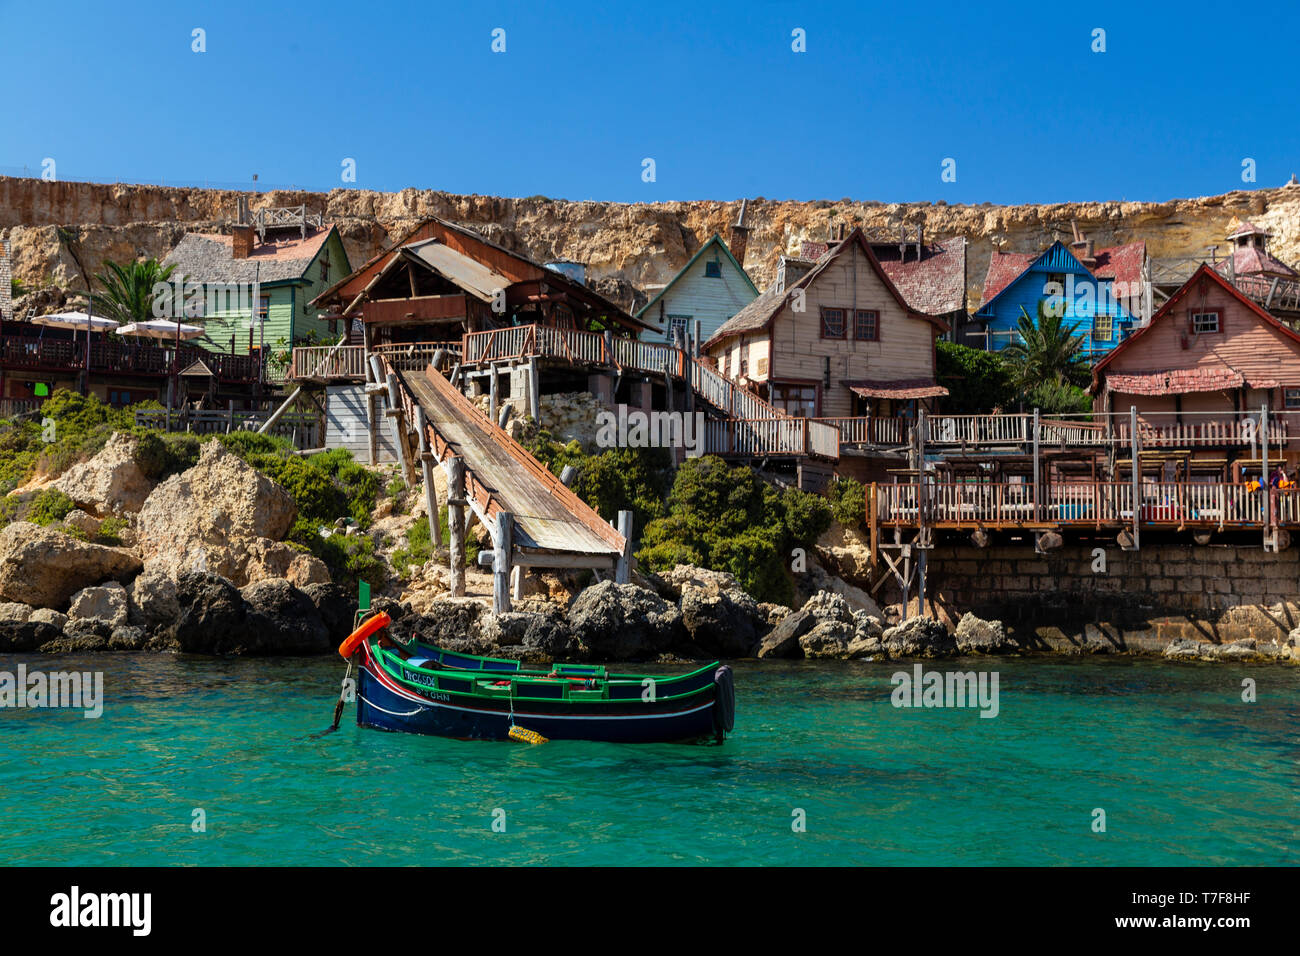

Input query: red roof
[1227,220,1271,240]
[979,241,1146,308]
[846,379,949,399]
[1213,246,1299,279]
[871,238,966,315]
[1104,368,1278,396]
[980,251,1035,305]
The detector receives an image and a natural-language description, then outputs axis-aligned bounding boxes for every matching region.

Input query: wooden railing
[134,408,321,447]
[703,418,840,460]
[0,398,39,417]
[1,335,261,382]
[291,344,367,380]
[877,480,1297,529]
[373,341,462,373]
[811,417,910,446]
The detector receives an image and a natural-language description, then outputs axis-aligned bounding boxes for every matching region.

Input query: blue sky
[2,0,1297,204]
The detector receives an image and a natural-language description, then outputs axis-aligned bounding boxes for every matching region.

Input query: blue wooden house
[973,236,1146,362]
[636,231,758,346]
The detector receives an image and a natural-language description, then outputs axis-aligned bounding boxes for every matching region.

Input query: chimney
[728,199,751,269]
[231,224,255,260]
[1070,220,1096,268]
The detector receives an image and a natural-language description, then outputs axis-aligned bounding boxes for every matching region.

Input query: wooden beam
[513,552,618,570]
[615,509,633,583]
[416,406,442,549]
[493,510,513,614]
[446,457,466,597]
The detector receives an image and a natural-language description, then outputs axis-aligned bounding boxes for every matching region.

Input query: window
[719,354,727,375]
[704,260,722,278]
[257,295,271,322]
[1191,310,1220,334]
[772,383,818,417]
[1092,313,1113,342]
[739,357,748,377]
[820,307,846,339]
[1286,388,1300,409]
[667,315,691,343]
[854,310,879,341]
[756,357,769,377]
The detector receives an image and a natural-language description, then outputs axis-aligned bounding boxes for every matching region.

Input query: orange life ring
[338,611,392,659]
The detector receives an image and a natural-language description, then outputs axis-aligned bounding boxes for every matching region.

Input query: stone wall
[916,542,1300,651]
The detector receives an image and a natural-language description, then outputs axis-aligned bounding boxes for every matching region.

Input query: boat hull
[356,648,726,744]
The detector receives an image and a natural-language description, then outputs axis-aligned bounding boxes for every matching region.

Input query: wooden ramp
[393,362,625,566]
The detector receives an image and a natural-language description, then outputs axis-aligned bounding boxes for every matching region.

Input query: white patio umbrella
[115,318,205,341]
[29,311,120,331]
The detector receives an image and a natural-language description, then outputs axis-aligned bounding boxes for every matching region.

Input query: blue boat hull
[356,654,726,744]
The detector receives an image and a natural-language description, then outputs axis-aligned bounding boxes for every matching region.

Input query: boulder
[51,431,153,516]
[127,569,180,630]
[67,582,129,629]
[171,572,250,655]
[757,607,813,658]
[954,613,1013,655]
[62,509,102,537]
[846,611,885,658]
[881,616,956,658]
[0,601,60,652]
[568,581,684,660]
[0,521,142,608]
[302,582,356,643]
[240,578,331,655]
[814,522,874,582]
[479,607,575,662]
[30,607,68,630]
[678,573,763,657]
[108,625,148,651]
[135,441,296,585]
[798,620,856,659]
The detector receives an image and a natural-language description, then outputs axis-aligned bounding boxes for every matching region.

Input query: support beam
[493,510,514,614]
[446,458,466,597]
[1129,405,1141,551]
[385,370,416,488]
[510,565,524,601]
[528,355,540,420]
[488,362,498,423]
[415,406,442,549]
[1262,402,1272,550]
[615,509,633,584]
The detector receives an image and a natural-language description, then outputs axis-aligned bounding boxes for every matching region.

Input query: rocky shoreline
[1,429,1296,665]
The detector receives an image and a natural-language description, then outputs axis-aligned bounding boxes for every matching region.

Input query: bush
[637,456,831,605]
[26,488,76,526]
[937,340,1017,412]
[826,476,866,526]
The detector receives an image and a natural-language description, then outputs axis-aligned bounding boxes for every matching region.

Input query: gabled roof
[1213,245,1299,279]
[402,239,512,304]
[870,237,967,315]
[164,226,337,285]
[635,233,757,319]
[1092,263,1300,391]
[704,228,948,349]
[1227,220,1272,240]
[979,239,1146,312]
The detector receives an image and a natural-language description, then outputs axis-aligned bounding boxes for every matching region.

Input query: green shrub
[826,476,866,527]
[27,488,76,526]
[96,515,128,545]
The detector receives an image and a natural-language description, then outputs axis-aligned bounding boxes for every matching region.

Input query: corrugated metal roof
[403,239,513,303]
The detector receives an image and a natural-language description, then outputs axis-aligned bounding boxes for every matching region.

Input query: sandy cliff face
[4,176,1300,311]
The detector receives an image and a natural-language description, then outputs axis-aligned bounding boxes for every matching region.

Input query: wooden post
[510,565,524,601]
[1032,407,1040,524]
[603,330,614,368]
[528,355,540,420]
[447,458,466,597]
[416,407,442,549]
[560,464,579,488]
[488,363,498,423]
[918,543,927,619]
[693,319,702,357]
[869,482,879,568]
[386,371,416,488]
[493,510,513,614]
[1130,405,1141,551]
[615,509,633,584]
[1261,402,1271,547]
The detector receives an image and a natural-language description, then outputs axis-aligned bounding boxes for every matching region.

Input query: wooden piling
[493,510,513,614]
[447,458,466,597]
[615,509,633,583]
[415,406,442,549]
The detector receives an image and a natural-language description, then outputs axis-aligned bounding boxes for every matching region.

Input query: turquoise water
[2,654,1297,866]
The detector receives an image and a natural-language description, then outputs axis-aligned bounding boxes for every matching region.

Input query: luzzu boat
[336,612,735,744]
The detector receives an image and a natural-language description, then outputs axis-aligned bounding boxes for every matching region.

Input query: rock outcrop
[568,581,684,660]
[954,613,1013,655]
[134,441,296,585]
[0,521,141,608]
[51,431,152,516]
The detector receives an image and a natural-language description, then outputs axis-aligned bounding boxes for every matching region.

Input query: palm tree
[80,258,176,325]
[1001,303,1091,392]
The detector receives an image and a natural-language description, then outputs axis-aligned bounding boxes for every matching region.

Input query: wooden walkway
[389,361,625,565]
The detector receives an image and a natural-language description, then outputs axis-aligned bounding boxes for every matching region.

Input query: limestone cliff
[4,176,1300,313]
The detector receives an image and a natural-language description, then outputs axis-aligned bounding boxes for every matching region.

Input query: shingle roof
[870,238,966,315]
[1213,246,1299,279]
[635,233,757,319]
[1227,220,1271,240]
[163,227,333,284]
[845,379,949,399]
[979,240,1146,308]
[1105,368,1255,396]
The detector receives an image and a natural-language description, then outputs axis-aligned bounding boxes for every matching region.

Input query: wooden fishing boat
[338,613,735,744]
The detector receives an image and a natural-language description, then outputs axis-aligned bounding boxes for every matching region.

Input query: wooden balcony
[875,480,1299,531]
[0,335,261,383]
[704,418,839,461]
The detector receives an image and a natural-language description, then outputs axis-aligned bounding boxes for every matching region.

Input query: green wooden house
[162,211,352,365]
[636,232,758,346]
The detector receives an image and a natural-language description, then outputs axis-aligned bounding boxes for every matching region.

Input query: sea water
[1,654,1296,866]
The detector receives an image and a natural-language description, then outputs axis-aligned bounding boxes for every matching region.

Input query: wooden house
[702,228,949,420]
[974,232,1146,361]
[635,232,758,346]
[163,206,350,361]
[1092,263,1300,475]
